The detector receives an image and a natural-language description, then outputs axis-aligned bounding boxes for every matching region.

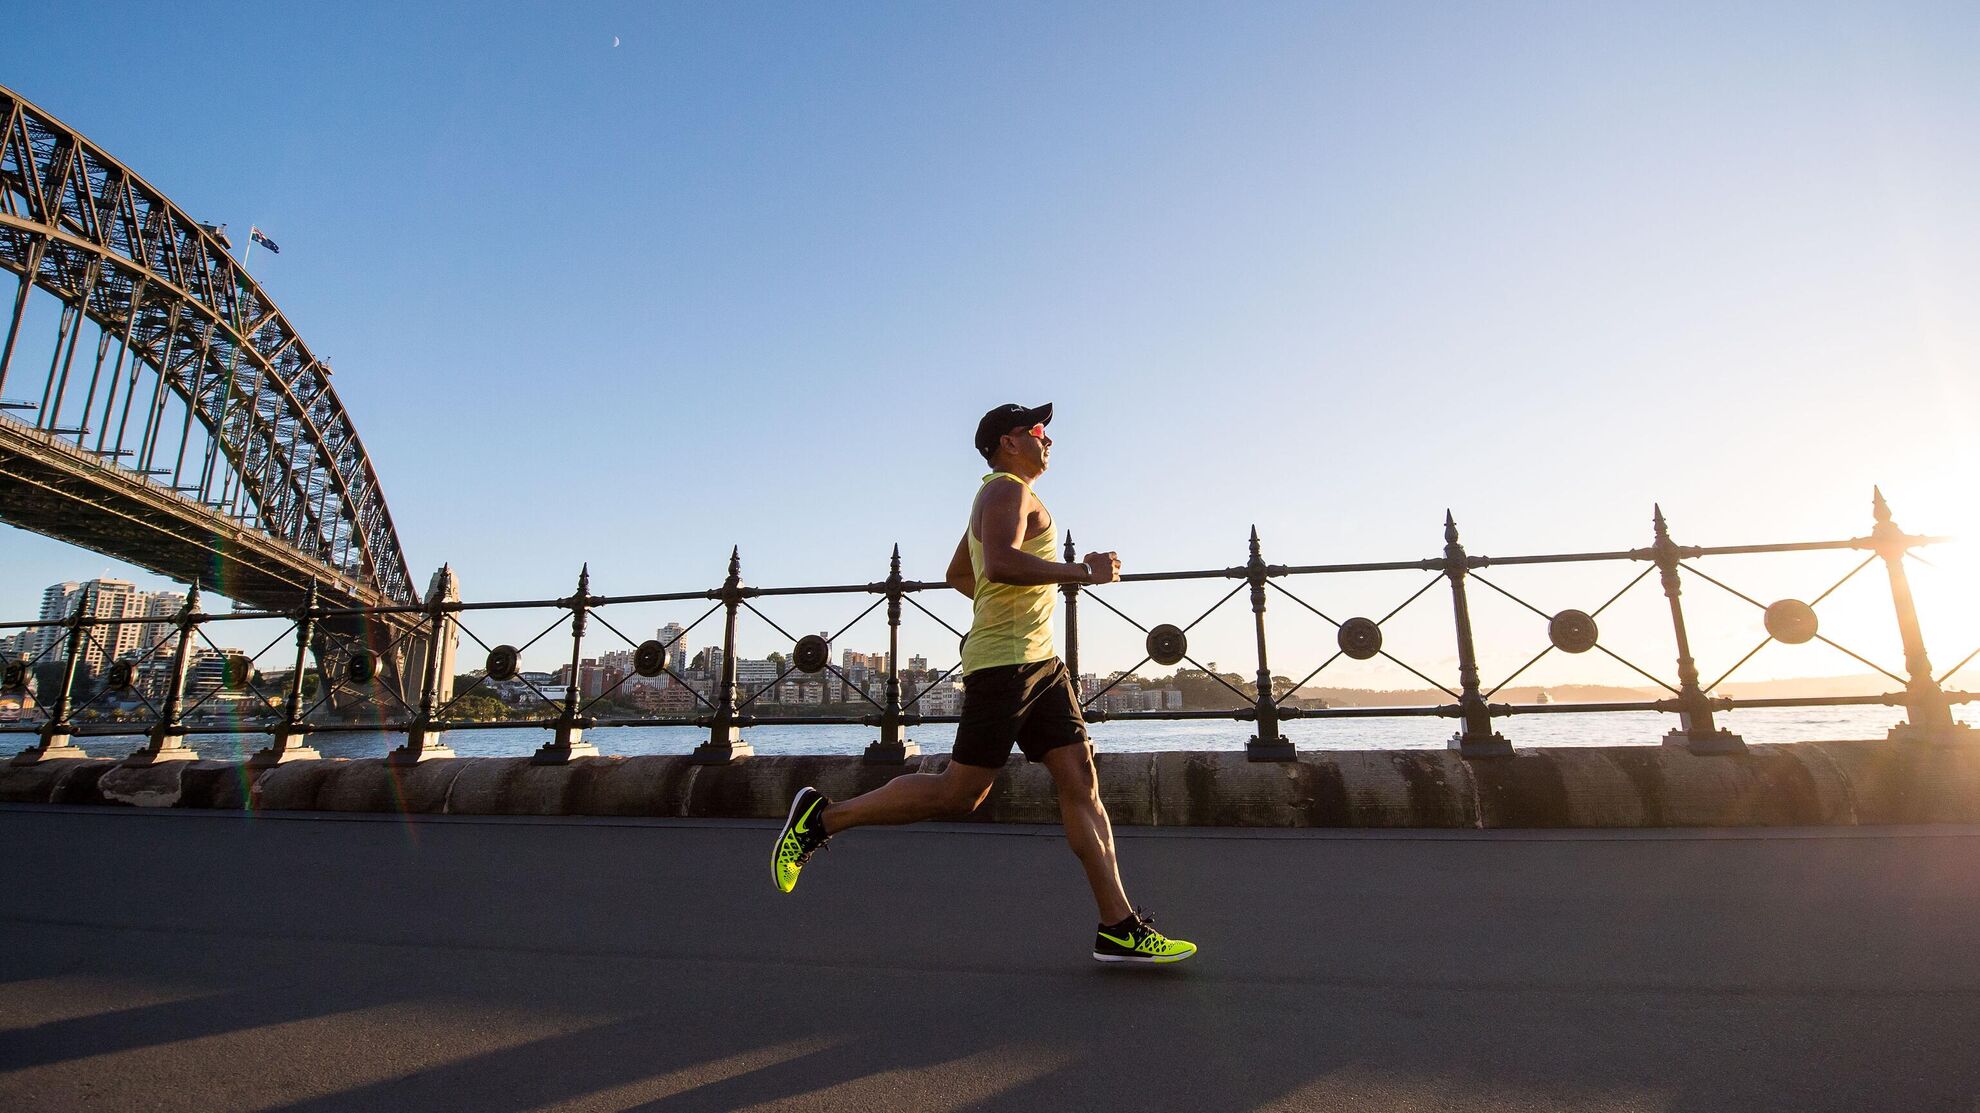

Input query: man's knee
[1046,744,1097,790]
[939,767,996,813]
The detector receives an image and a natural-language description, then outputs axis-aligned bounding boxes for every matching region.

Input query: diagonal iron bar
[1938,646,1979,688]
[1265,579,1341,627]
[1275,649,1345,707]
[902,660,966,712]
[1477,567,1655,698]
[1080,654,1156,711]
[1680,555,1899,689]
[904,594,968,640]
[175,620,295,721]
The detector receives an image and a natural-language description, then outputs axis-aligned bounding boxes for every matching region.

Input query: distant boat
[1535,689,1552,705]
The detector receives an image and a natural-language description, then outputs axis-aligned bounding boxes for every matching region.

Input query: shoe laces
[795,839,830,868]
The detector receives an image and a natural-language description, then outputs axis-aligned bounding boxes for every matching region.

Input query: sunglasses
[1009,423,1047,440]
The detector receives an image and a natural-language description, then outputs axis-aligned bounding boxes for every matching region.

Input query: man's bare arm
[977,480,1119,586]
[946,532,975,598]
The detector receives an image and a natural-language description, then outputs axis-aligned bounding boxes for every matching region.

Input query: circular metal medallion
[1548,609,1600,654]
[485,644,520,682]
[107,660,136,691]
[346,649,376,686]
[1145,623,1188,667]
[633,639,671,677]
[793,634,830,674]
[1337,617,1383,660]
[1764,599,1819,645]
[1,662,26,691]
[224,653,255,690]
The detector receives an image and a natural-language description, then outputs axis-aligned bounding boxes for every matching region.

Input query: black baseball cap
[974,402,1053,462]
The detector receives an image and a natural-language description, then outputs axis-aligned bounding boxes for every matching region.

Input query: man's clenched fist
[1082,551,1121,585]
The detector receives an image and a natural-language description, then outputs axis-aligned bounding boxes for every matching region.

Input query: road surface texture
[3,804,1979,1112]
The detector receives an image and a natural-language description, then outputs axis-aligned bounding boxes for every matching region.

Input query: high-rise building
[25,580,200,681]
[25,582,81,660]
[139,591,186,655]
[656,623,688,664]
[66,580,142,680]
[908,655,928,674]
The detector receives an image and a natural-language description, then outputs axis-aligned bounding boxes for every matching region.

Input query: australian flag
[249,226,281,254]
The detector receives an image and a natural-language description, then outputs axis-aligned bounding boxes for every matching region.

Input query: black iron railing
[4,489,1975,767]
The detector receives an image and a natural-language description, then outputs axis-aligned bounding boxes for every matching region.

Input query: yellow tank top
[962,472,1058,675]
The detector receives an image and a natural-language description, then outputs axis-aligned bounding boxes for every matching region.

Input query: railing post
[129,584,202,764]
[1245,526,1295,761]
[249,581,323,766]
[1651,505,1744,755]
[1444,512,1512,758]
[1060,531,1081,692]
[1872,488,1976,746]
[865,544,919,764]
[694,547,755,764]
[534,564,599,763]
[11,605,91,763]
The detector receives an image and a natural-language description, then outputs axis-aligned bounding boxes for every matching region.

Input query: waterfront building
[736,658,780,694]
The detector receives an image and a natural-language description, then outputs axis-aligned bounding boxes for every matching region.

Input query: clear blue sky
[3,2,1976,689]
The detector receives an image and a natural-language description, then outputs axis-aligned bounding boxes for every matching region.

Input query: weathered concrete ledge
[5,740,1978,827]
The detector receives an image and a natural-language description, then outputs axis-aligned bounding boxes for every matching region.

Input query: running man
[772,402,1196,965]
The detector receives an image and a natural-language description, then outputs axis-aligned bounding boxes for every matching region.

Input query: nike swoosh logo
[794,800,819,835]
[1097,931,1137,948]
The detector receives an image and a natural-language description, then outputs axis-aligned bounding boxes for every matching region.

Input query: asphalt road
[4,805,1979,1112]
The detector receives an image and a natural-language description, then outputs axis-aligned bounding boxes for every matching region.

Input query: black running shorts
[952,657,1088,768]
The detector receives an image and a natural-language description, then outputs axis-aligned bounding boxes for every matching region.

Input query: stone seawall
[7,739,1980,827]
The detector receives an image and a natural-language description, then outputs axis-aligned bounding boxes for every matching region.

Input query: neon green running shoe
[1093,909,1196,964]
[772,786,832,894]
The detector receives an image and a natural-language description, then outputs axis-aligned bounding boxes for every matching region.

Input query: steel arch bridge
[0,82,415,613]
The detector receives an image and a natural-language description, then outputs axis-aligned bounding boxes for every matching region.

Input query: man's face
[1003,423,1050,471]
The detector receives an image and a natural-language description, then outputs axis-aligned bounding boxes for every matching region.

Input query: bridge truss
[0,83,415,610]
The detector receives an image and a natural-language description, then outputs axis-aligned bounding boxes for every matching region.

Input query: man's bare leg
[820,761,998,834]
[1041,743,1133,924]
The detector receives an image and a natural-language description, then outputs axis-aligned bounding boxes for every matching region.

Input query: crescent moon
[612,36,620,47]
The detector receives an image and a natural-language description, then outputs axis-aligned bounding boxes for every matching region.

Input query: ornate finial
[889,543,902,575]
[1652,504,1669,540]
[1443,510,1458,545]
[1872,486,1891,524]
[728,545,742,578]
[577,563,590,594]
[1063,532,1075,561]
[185,581,202,609]
[1249,525,1262,560]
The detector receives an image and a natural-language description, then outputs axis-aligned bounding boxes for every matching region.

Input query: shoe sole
[771,788,816,894]
[1092,949,1196,964]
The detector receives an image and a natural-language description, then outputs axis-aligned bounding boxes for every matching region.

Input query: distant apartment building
[563,658,628,701]
[915,679,963,717]
[735,658,780,693]
[842,649,887,674]
[698,646,725,677]
[25,581,81,660]
[24,579,194,680]
[655,623,689,669]
[138,591,186,654]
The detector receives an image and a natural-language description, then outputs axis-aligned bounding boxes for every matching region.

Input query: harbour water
[27,703,1936,763]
